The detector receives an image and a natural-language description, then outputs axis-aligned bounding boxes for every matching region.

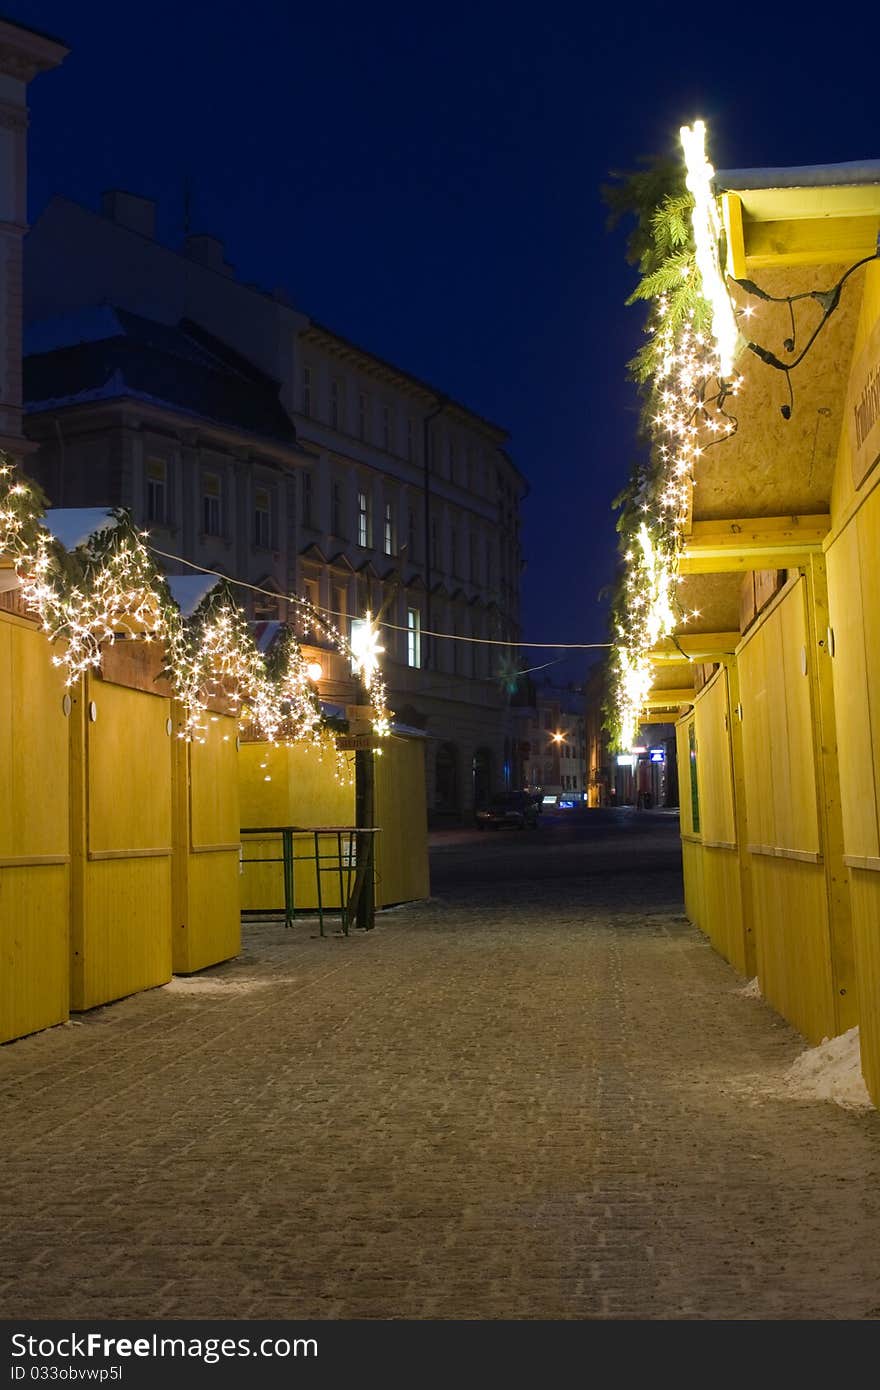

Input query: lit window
[407,607,421,668]
[202,472,222,536]
[254,486,271,549]
[146,458,168,525]
[302,365,312,418]
[357,489,371,548]
[383,501,395,557]
[302,472,313,528]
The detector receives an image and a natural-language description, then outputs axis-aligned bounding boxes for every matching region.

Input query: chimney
[101,189,156,239]
[184,233,234,278]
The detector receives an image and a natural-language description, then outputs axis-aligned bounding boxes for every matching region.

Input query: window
[333,582,349,637]
[254,588,280,621]
[254,485,272,549]
[383,501,395,557]
[302,472,314,528]
[407,607,421,668]
[146,457,168,526]
[302,365,312,418]
[303,575,320,613]
[382,405,392,451]
[406,417,415,462]
[202,472,222,537]
[330,378,342,429]
[332,480,344,537]
[357,489,371,548]
[358,391,368,440]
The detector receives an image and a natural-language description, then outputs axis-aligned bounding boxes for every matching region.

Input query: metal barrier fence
[240,826,380,936]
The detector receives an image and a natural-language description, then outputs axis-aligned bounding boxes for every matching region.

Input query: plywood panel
[751,856,834,1043]
[701,846,747,973]
[826,519,879,859]
[87,676,172,855]
[681,838,704,929]
[737,626,771,848]
[0,866,69,1043]
[694,670,736,846]
[0,614,69,861]
[779,581,820,855]
[75,858,172,1010]
[374,737,430,907]
[849,870,880,1107]
[857,486,880,851]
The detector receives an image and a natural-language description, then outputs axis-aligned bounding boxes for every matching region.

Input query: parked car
[476,791,540,831]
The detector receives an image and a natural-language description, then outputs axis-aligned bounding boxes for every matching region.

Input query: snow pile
[781,1027,873,1112]
[162,977,268,996]
[736,977,762,999]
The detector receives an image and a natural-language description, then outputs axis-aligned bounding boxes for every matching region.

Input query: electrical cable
[147,544,613,651]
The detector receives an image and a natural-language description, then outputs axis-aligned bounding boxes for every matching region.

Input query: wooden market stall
[0,587,71,1042]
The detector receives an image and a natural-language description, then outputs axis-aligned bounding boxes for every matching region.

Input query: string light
[610,120,742,747]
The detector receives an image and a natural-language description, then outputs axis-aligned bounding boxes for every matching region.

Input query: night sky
[8,1,880,683]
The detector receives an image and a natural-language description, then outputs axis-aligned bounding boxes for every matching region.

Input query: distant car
[476,791,540,831]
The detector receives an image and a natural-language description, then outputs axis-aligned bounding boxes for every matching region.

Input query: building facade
[512,680,586,800]
[22,192,527,817]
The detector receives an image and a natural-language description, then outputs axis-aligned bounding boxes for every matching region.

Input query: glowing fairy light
[680,119,740,380]
[350,611,384,691]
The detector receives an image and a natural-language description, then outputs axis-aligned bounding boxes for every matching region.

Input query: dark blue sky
[8,1,880,681]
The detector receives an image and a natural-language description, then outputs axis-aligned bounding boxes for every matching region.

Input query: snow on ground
[735,977,762,998]
[781,1027,873,1112]
[162,977,270,996]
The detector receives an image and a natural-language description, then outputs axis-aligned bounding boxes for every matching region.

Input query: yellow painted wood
[171,708,241,974]
[694,669,736,847]
[826,520,878,860]
[650,632,739,663]
[736,577,853,1040]
[239,742,356,912]
[70,671,173,1011]
[373,736,429,907]
[856,490,880,855]
[742,215,879,269]
[721,192,747,279]
[803,555,856,1032]
[725,660,756,977]
[0,611,70,1042]
[830,260,880,523]
[849,870,880,1107]
[679,515,829,574]
[681,838,704,930]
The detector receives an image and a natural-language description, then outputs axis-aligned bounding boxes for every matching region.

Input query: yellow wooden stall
[675,712,704,932]
[0,601,70,1042]
[691,667,752,975]
[373,733,430,907]
[239,741,356,913]
[171,704,241,974]
[736,576,852,1043]
[69,644,174,1010]
[826,257,880,1103]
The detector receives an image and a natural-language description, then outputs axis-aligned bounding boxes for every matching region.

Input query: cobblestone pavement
[3,810,880,1320]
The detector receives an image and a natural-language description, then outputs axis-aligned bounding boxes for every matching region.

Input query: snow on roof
[715,160,880,192]
[166,574,222,616]
[44,508,119,550]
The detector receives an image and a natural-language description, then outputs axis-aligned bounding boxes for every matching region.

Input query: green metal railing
[240,826,380,936]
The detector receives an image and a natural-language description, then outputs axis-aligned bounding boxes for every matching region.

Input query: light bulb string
[146,544,611,651]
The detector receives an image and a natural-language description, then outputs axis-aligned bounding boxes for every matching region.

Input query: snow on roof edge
[715,160,880,192]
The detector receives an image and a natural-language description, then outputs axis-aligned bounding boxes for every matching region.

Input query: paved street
[3,808,880,1320]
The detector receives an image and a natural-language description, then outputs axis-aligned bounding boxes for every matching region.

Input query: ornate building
[22,191,527,816]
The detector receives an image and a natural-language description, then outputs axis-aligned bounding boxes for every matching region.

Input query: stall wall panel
[850,871,880,1106]
[0,613,70,1041]
[173,712,240,974]
[680,838,704,930]
[694,670,736,847]
[239,743,355,913]
[71,674,173,1011]
[826,518,879,860]
[702,847,747,975]
[857,488,880,846]
[751,857,835,1043]
[374,738,429,907]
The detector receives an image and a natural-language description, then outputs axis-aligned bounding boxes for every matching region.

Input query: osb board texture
[675,571,742,636]
[832,260,880,521]
[692,266,867,522]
